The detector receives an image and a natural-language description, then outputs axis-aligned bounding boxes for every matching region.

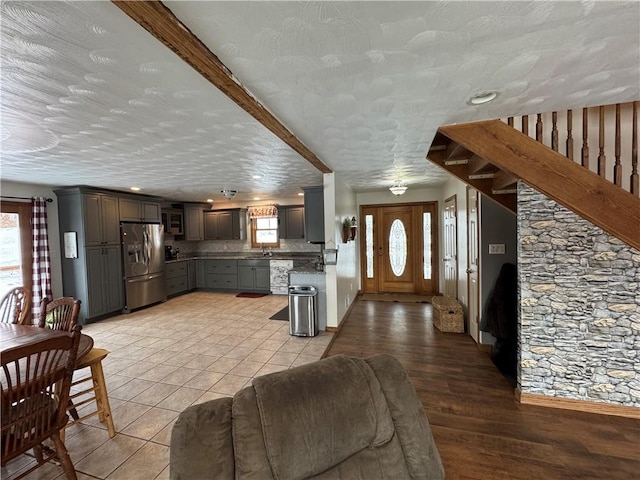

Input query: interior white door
[443,195,457,298]
[467,187,480,342]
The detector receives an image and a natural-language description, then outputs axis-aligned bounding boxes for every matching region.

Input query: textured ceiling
[1,1,639,203]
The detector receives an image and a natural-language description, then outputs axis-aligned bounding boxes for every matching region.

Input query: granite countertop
[165,252,320,264]
[288,268,326,275]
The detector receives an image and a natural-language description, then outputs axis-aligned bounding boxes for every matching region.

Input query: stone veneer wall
[517,182,640,407]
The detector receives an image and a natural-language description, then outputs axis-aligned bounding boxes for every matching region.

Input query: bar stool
[62,347,115,440]
[39,297,116,440]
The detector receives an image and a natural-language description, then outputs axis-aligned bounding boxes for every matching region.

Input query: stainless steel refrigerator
[121,223,166,312]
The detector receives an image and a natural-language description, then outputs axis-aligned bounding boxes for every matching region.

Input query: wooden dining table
[0,323,94,359]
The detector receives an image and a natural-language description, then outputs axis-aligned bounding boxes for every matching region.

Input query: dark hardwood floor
[325,299,640,480]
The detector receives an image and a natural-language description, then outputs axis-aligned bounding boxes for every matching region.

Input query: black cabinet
[303,186,325,243]
[204,209,246,240]
[278,205,305,239]
[237,259,270,292]
[162,209,184,235]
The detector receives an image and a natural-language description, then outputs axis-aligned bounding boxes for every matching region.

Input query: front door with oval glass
[361,203,438,294]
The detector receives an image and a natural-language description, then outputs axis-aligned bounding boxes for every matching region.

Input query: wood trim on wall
[112,0,332,174]
[516,389,640,419]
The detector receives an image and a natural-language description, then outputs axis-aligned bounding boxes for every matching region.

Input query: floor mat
[360,293,432,303]
[269,306,289,321]
[236,292,269,298]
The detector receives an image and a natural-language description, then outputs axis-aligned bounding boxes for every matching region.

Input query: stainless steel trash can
[288,285,318,337]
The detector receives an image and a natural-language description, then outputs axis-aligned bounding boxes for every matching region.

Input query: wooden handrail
[505,102,639,196]
[438,120,640,251]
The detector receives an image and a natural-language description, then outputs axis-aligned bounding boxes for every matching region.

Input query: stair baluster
[632,102,638,196]
[582,108,589,169]
[566,110,574,160]
[614,104,622,187]
[551,112,559,152]
[536,114,543,142]
[598,106,606,178]
[522,115,529,136]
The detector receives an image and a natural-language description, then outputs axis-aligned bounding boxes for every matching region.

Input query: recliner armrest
[170,397,234,480]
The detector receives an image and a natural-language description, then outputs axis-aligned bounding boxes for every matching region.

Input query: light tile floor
[2,291,333,480]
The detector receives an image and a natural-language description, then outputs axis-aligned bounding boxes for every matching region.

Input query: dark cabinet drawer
[167,276,188,296]
[166,261,188,279]
[205,260,238,274]
[206,274,238,290]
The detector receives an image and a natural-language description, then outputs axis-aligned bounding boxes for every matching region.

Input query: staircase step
[493,170,518,190]
[469,173,495,180]
[445,159,469,166]
[492,188,518,195]
[468,156,497,175]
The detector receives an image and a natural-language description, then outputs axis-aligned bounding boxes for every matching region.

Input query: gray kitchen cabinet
[166,261,189,297]
[302,186,325,243]
[119,197,161,223]
[204,209,246,240]
[187,259,196,290]
[85,245,123,319]
[278,205,305,239]
[82,193,120,246]
[182,205,205,241]
[55,187,126,323]
[196,259,206,288]
[238,259,270,292]
[204,259,238,290]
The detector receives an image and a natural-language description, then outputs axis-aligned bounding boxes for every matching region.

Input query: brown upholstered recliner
[170,354,445,479]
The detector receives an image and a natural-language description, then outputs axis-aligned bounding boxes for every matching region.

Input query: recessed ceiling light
[252,175,262,179]
[254,197,261,201]
[297,192,304,196]
[468,91,498,105]
[130,186,140,191]
[206,198,214,203]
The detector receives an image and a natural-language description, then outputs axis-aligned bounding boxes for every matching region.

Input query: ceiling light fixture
[252,175,262,179]
[468,91,498,105]
[297,192,304,196]
[221,189,238,199]
[206,198,214,203]
[253,197,261,201]
[130,186,141,191]
[389,181,408,196]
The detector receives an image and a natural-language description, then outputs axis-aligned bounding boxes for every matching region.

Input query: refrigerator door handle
[127,272,164,283]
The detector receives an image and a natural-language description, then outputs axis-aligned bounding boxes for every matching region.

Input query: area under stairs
[428,119,640,251]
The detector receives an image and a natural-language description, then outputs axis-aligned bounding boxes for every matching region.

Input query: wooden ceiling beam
[112,0,332,174]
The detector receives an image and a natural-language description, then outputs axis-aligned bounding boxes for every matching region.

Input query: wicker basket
[431,295,464,333]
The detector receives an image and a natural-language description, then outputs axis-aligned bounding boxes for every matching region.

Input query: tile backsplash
[165,238,321,255]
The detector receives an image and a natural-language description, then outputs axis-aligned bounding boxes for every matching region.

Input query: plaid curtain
[32,197,52,322]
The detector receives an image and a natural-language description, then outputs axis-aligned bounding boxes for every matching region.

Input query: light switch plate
[489,244,506,254]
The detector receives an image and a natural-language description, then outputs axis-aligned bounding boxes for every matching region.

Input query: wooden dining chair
[37,297,81,331]
[1,326,82,480]
[0,287,31,325]
[39,297,116,440]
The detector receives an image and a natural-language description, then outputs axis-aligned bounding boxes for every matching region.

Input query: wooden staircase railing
[428,119,640,251]
[503,102,638,196]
